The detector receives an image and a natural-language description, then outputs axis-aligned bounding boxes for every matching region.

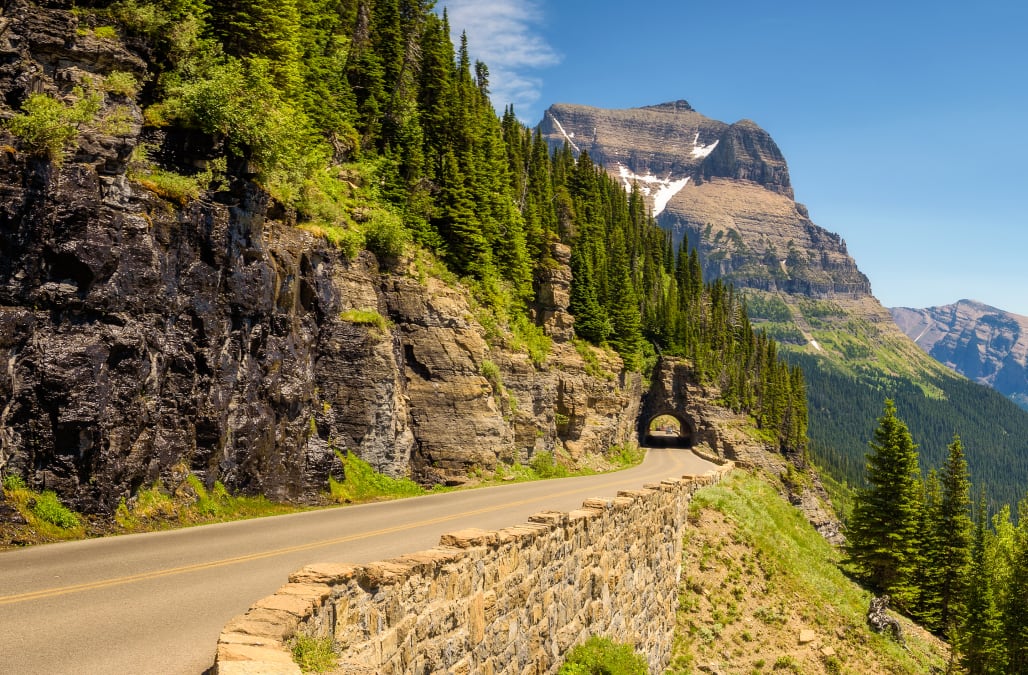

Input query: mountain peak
[537,100,870,299]
[641,100,695,113]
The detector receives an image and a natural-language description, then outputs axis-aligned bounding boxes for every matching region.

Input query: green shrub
[480,359,502,391]
[512,314,551,366]
[529,450,567,479]
[100,105,135,136]
[291,634,337,673]
[32,490,81,529]
[772,655,800,672]
[164,58,325,193]
[104,71,139,98]
[2,473,26,492]
[363,209,409,260]
[605,443,644,468]
[5,91,100,161]
[558,636,648,675]
[93,25,119,40]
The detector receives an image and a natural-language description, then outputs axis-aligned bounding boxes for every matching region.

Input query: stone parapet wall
[214,463,733,675]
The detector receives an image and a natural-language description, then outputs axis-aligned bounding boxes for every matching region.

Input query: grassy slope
[670,472,949,674]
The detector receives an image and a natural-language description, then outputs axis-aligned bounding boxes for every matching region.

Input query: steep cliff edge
[0,2,642,516]
[892,300,1028,410]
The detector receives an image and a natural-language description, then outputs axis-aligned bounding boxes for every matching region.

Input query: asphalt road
[0,448,717,675]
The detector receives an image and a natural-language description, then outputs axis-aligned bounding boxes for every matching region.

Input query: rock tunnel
[640,411,695,448]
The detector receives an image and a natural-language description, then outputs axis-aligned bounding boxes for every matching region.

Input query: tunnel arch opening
[641,411,695,448]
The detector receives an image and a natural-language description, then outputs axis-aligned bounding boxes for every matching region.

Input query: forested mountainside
[0,0,806,517]
[538,101,1028,510]
[892,300,1028,411]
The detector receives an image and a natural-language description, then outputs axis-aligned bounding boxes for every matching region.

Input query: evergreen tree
[914,470,943,628]
[1005,495,1028,671]
[935,435,973,632]
[568,239,609,344]
[960,494,1007,674]
[846,400,923,608]
[606,228,644,368]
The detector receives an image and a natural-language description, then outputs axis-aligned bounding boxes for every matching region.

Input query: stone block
[288,563,359,585]
[798,629,816,644]
[254,593,318,618]
[439,527,498,548]
[274,583,331,603]
[528,510,566,526]
[224,609,301,641]
[216,642,297,667]
[358,560,416,588]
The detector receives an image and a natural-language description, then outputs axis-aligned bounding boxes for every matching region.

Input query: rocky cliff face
[891,300,1028,410]
[538,101,870,298]
[0,2,642,515]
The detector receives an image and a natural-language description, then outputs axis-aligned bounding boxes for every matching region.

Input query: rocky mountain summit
[538,101,870,298]
[891,300,1028,410]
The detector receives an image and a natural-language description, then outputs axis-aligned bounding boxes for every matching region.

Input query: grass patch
[339,308,389,332]
[2,477,87,541]
[672,472,949,674]
[298,221,364,257]
[291,634,337,673]
[31,491,81,529]
[131,167,201,205]
[328,451,424,503]
[559,636,647,675]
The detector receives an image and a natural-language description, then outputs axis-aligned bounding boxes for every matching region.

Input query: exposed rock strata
[538,101,870,299]
[0,2,641,516]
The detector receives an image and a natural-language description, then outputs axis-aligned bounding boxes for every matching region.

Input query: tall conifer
[846,400,923,608]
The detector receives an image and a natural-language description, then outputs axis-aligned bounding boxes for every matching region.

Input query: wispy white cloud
[442,0,561,119]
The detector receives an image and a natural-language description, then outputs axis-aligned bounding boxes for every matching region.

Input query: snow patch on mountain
[691,132,719,159]
[547,112,580,153]
[616,164,690,216]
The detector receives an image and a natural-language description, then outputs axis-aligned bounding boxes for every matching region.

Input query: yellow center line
[0,458,690,607]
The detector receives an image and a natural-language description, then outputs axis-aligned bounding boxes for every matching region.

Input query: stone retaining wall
[214,463,733,674]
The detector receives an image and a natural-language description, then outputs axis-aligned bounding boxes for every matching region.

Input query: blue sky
[442,1,1028,316]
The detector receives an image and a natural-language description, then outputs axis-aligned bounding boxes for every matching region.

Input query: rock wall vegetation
[0,1,642,517]
[214,464,734,675]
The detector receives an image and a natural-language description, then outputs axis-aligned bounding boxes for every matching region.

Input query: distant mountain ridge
[892,300,1028,410]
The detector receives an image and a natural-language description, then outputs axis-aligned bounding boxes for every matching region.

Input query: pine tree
[1005,494,1028,671]
[846,400,923,607]
[960,493,1007,674]
[915,470,944,628]
[605,228,644,369]
[568,238,609,344]
[935,435,973,632]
